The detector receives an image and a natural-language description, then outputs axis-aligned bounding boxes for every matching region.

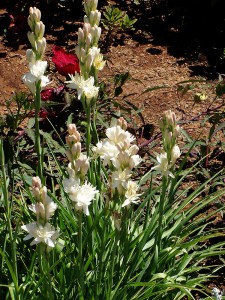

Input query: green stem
[86,104,91,158]
[34,81,43,181]
[78,212,84,299]
[39,244,54,300]
[0,139,18,297]
[152,176,167,272]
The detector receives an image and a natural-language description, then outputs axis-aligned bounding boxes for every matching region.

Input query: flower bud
[35,21,45,39]
[26,49,36,63]
[71,142,81,158]
[78,28,84,45]
[66,134,79,146]
[34,202,45,220]
[67,124,77,135]
[27,16,34,31]
[36,38,46,57]
[80,48,86,63]
[85,52,93,69]
[117,117,127,130]
[83,23,91,37]
[75,154,89,176]
[83,15,89,24]
[174,125,180,138]
[40,186,48,203]
[89,10,101,26]
[27,31,36,48]
[171,145,181,166]
[32,176,42,190]
[29,7,41,22]
[66,149,73,162]
[90,25,101,45]
[85,33,92,49]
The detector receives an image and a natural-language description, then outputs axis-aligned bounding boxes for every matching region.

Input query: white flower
[106,126,135,147]
[212,288,222,300]
[21,222,59,247]
[151,151,174,178]
[22,60,49,94]
[66,74,99,102]
[87,47,105,70]
[73,182,98,215]
[63,177,98,215]
[122,180,141,207]
[113,150,141,170]
[63,176,80,195]
[111,169,131,195]
[29,198,57,221]
[93,140,120,166]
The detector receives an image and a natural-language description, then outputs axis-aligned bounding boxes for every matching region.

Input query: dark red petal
[52,46,80,76]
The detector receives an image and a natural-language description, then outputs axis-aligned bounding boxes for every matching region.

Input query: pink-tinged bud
[27,31,36,48]
[66,135,79,146]
[71,142,81,158]
[66,149,73,162]
[35,202,45,220]
[75,154,89,176]
[78,28,84,44]
[164,110,176,127]
[32,176,42,189]
[40,186,48,203]
[67,124,77,135]
[117,117,127,130]
[83,23,91,37]
[26,49,36,63]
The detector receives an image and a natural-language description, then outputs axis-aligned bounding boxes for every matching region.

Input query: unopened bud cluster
[63,124,98,215]
[66,0,105,106]
[65,124,89,182]
[27,7,46,61]
[21,176,59,249]
[76,0,105,77]
[152,110,181,178]
[93,117,142,208]
[22,7,49,95]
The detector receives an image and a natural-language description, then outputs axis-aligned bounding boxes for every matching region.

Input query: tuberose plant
[0,1,225,300]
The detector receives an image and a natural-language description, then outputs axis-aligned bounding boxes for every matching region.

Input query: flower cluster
[21,177,59,248]
[62,124,98,215]
[66,0,105,106]
[22,7,49,95]
[93,117,141,208]
[211,288,223,300]
[152,110,181,178]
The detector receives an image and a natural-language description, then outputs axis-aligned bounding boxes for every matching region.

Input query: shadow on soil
[1,0,225,79]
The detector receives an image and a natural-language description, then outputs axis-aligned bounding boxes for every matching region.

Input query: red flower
[41,85,64,102]
[52,46,80,77]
